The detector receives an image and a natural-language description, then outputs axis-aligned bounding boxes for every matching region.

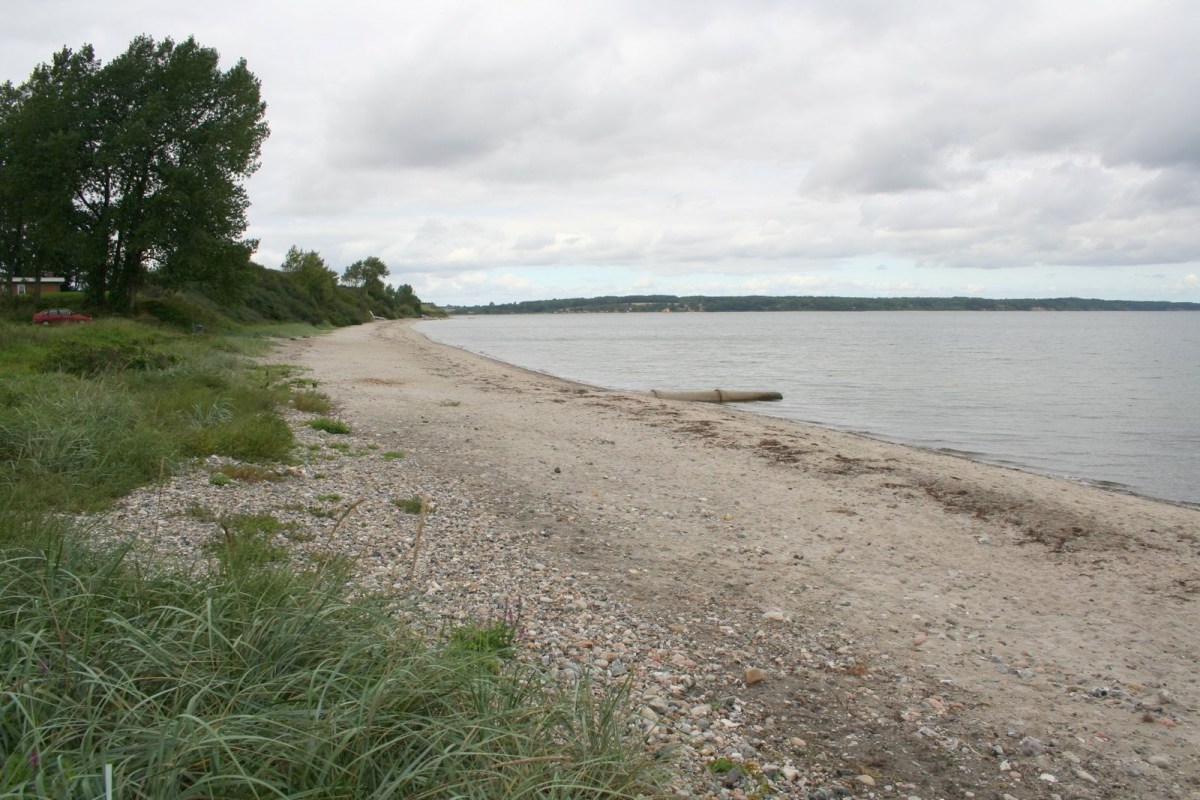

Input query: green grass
[383,450,406,461]
[0,316,663,799]
[0,514,659,798]
[292,389,333,414]
[393,496,433,515]
[308,417,351,435]
[0,319,295,510]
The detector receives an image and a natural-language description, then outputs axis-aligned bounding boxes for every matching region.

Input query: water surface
[417,312,1200,505]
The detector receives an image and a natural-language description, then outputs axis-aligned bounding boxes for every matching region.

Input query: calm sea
[416,312,1200,506]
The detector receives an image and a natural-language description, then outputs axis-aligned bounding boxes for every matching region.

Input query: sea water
[416,311,1200,506]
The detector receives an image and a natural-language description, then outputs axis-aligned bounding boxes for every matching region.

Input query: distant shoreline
[448,293,1200,314]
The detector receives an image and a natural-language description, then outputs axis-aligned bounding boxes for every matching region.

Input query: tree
[0,36,268,309]
[281,246,338,306]
[341,256,389,290]
[0,46,99,300]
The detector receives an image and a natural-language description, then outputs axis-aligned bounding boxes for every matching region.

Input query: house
[4,275,67,296]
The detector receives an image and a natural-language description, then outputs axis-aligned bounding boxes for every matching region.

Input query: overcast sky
[4,0,1199,304]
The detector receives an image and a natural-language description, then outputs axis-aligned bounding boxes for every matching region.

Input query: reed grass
[0,318,663,798]
[0,514,659,798]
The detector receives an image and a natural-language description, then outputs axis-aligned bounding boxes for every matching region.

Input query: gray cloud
[2,0,1198,302]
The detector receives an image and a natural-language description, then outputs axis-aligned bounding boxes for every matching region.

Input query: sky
[3,0,1200,305]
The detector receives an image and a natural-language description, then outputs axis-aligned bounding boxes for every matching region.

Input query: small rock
[1148,755,1171,769]
[856,774,876,786]
[719,766,743,787]
[912,634,928,647]
[744,667,769,685]
[1020,736,1047,756]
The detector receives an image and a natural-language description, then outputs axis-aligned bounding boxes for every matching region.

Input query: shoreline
[424,326,1184,507]
[414,314,1199,509]
[117,320,1198,798]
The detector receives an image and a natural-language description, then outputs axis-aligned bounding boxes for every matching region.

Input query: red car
[32,308,93,325]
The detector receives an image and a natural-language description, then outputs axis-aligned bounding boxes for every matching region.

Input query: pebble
[743,667,769,685]
[1020,736,1047,756]
[84,391,1191,800]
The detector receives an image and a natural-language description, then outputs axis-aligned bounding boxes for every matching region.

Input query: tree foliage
[0,36,267,308]
[340,256,421,318]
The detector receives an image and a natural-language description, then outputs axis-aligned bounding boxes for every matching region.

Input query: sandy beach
[262,319,1199,799]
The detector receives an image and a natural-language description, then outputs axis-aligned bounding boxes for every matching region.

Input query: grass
[0,514,658,798]
[394,496,433,515]
[0,319,295,510]
[0,315,662,798]
[292,389,332,414]
[308,417,351,435]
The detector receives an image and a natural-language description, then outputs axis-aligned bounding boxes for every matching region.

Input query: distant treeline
[452,295,1200,314]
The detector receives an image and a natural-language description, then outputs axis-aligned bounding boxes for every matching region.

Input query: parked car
[32,308,93,325]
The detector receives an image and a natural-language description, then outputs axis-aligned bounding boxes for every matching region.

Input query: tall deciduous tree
[341,256,389,290]
[281,246,338,306]
[0,36,267,308]
[0,46,98,299]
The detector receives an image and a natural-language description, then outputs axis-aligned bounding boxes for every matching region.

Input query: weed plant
[0,513,659,798]
[308,417,351,435]
[292,389,333,414]
[394,496,433,514]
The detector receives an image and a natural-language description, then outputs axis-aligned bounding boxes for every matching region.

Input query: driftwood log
[649,389,783,403]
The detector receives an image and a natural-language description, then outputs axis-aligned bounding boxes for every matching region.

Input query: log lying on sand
[649,389,783,403]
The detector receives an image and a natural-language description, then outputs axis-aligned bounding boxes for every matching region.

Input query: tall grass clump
[0,320,295,510]
[0,513,660,798]
[0,377,173,509]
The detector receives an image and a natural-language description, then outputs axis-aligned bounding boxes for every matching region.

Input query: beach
[143,319,1198,798]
